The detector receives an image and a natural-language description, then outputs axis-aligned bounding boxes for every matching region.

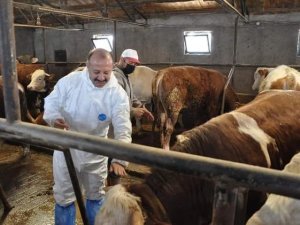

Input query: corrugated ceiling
[12,0,300,27]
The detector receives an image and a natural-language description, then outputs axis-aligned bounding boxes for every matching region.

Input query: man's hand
[109,162,127,176]
[132,107,154,121]
[142,107,154,121]
[54,118,70,130]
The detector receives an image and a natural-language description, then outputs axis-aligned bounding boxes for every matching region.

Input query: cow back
[129,66,157,103]
[259,65,300,92]
[154,66,238,126]
[145,90,300,224]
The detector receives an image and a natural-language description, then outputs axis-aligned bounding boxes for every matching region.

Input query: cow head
[27,69,50,92]
[252,67,274,91]
[95,184,145,225]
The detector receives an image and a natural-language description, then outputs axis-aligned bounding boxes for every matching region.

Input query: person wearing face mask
[108,49,154,186]
[113,49,154,121]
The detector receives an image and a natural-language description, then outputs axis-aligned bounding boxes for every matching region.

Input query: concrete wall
[14,12,300,95]
[15,28,36,57]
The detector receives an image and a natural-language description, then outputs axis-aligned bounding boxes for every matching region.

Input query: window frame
[183,31,212,55]
[91,34,114,52]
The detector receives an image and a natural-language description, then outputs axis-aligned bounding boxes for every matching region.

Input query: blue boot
[55,202,76,225]
[86,199,104,225]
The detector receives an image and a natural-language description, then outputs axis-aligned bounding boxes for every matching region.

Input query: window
[297,30,300,57]
[92,34,113,52]
[184,31,212,55]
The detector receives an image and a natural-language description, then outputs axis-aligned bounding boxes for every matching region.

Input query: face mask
[122,64,136,75]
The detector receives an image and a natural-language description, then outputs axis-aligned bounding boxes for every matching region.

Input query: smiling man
[43,48,132,225]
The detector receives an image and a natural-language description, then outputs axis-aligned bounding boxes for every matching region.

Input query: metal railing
[2,2,300,225]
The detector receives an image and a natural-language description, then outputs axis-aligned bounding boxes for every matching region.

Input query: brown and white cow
[0,77,35,123]
[129,66,157,134]
[252,65,300,93]
[95,90,300,225]
[0,63,45,88]
[251,67,274,91]
[27,69,51,92]
[152,66,238,150]
[246,152,300,225]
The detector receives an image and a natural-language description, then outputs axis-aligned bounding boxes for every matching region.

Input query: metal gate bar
[0,120,300,200]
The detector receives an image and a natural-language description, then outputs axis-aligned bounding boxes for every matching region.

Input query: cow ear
[261,69,269,78]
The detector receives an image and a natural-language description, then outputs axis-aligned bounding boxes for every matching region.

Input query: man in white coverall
[43,48,132,225]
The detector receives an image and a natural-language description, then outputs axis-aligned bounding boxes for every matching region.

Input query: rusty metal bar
[63,148,90,225]
[1,120,300,200]
[0,0,21,123]
[221,16,238,114]
[0,184,13,213]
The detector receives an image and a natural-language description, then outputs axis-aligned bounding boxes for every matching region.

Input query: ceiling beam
[13,2,148,26]
[93,0,109,17]
[115,0,135,21]
[60,0,196,11]
[215,0,248,22]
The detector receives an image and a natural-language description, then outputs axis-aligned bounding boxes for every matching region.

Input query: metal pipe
[0,0,21,123]
[215,0,248,22]
[63,149,90,225]
[0,184,13,213]
[14,23,84,31]
[13,2,147,27]
[1,120,300,199]
[211,183,238,225]
[37,61,300,69]
[114,21,117,62]
[221,16,239,114]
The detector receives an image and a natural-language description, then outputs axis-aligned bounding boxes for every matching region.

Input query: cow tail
[152,72,160,132]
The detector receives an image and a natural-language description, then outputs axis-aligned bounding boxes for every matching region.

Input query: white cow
[252,67,274,91]
[128,66,157,134]
[246,152,300,225]
[252,65,300,93]
[95,185,144,225]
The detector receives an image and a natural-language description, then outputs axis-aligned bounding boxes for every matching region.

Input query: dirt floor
[0,123,162,225]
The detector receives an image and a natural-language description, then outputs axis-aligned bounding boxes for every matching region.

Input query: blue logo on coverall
[98,113,107,121]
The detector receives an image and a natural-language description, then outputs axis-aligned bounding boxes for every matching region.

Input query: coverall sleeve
[110,90,132,167]
[43,79,66,127]
[132,94,143,108]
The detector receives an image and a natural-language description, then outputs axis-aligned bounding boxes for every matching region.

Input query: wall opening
[92,34,113,52]
[183,31,212,55]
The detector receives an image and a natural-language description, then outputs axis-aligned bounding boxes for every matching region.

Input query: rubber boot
[55,202,76,225]
[86,199,104,225]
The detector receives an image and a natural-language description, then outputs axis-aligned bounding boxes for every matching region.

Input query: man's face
[122,58,138,75]
[87,55,113,88]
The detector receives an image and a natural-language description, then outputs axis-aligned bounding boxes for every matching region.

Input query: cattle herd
[1,62,300,224]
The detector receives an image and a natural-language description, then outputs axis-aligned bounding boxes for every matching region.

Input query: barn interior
[1,0,300,224]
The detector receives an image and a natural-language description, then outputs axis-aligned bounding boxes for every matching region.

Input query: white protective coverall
[43,67,132,206]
